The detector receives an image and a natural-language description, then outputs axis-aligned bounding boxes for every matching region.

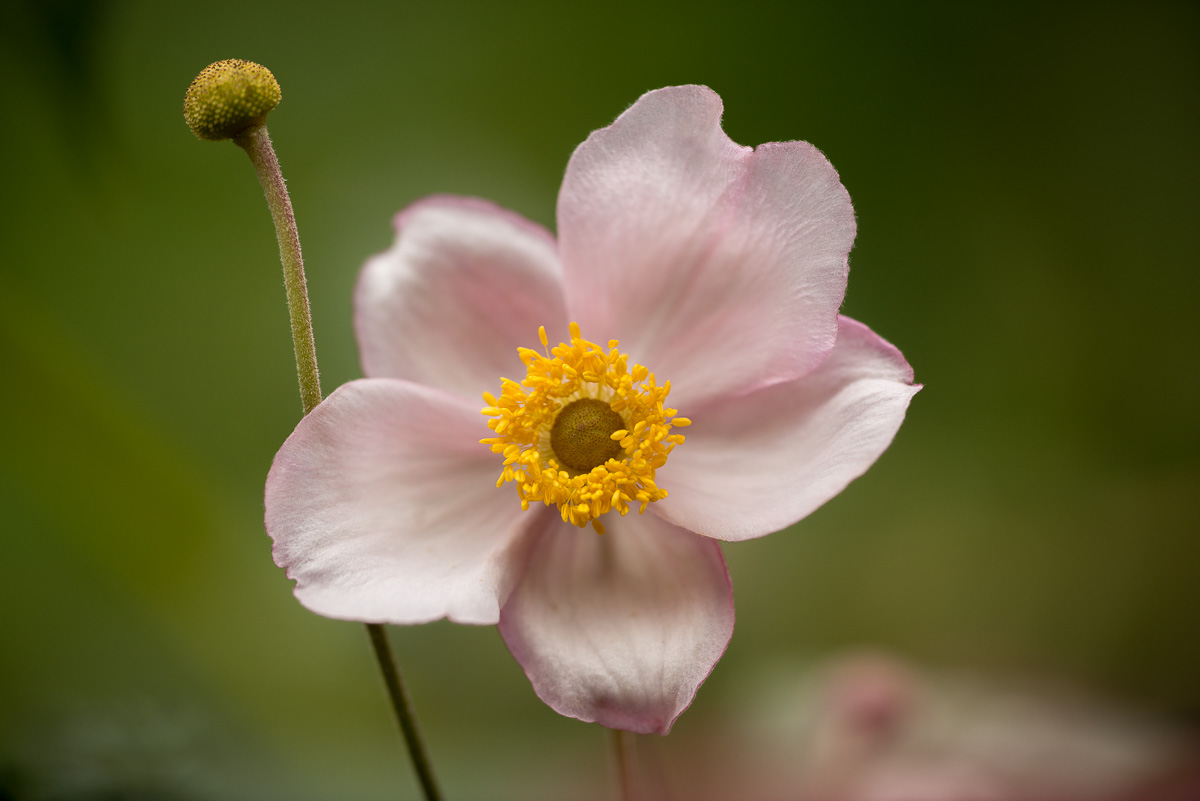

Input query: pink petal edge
[557,85,856,410]
[499,511,735,735]
[355,195,569,401]
[266,378,534,625]
[655,316,921,541]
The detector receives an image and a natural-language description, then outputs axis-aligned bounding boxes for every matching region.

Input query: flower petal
[656,316,920,541]
[557,85,855,409]
[265,378,534,624]
[355,196,569,401]
[498,512,734,734]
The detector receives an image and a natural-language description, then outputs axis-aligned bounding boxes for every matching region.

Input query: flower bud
[184,59,281,141]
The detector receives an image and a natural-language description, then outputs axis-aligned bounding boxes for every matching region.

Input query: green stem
[368,624,445,801]
[612,728,637,801]
[234,124,443,800]
[235,124,322,415]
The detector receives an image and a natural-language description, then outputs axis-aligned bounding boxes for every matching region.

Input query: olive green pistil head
[550,398,625,473]
[184,59,281,141]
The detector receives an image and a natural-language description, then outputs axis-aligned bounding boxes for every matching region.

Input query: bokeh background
[2,1,1197,799]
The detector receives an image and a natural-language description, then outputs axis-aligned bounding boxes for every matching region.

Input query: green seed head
[184,59,281,141]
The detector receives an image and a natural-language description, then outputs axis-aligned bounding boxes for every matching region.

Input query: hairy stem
[235,124,322,415]
[368,624,444,801]
[235,124,442,800]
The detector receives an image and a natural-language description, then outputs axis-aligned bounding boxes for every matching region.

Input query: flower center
[481,323,690,535]
[550,398,625,473]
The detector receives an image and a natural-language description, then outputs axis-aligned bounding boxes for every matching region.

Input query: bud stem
[232,123,443,801]
[234,124,322,415]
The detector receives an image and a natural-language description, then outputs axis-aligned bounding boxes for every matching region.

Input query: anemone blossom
[265,85,919,734]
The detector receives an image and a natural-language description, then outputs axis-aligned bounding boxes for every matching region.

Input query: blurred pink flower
[660,653,1198,801]
[264,85,919,734]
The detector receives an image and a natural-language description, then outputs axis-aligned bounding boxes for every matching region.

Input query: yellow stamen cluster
[482,323,691,535]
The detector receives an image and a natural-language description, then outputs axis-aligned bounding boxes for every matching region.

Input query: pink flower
[265,86,919,734]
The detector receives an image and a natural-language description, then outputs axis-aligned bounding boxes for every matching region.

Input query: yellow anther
[481,323,687,533]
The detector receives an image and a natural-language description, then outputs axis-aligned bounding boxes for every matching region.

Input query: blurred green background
[1,1,1197,798]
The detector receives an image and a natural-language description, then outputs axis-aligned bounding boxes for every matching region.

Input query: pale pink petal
[499,512,734,734]
[557,85,855,409]
[655,317,920,541]
[355,196,569,401]
[266,378,537,624]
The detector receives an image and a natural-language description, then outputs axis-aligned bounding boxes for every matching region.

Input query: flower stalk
[612,728,638,801]
[368,624,444,801]
[235,125,442,800]
[233,124,322,415]
[185,59,442,801]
